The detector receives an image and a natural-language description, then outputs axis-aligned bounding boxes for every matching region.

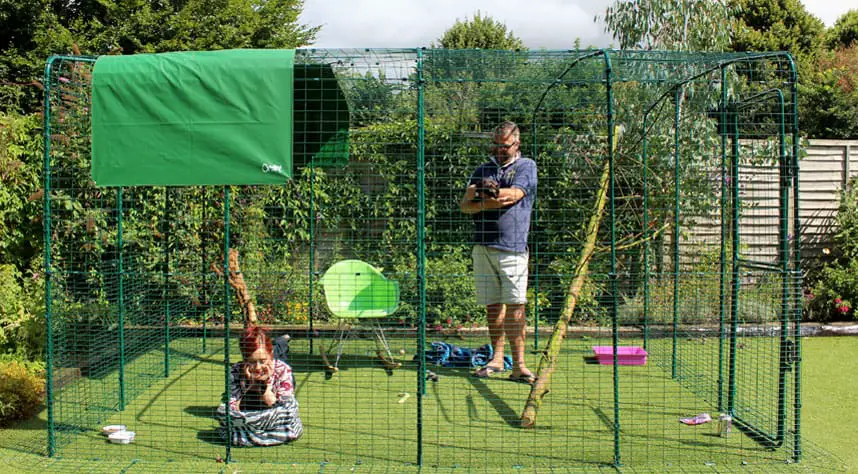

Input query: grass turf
[0,335,850,472]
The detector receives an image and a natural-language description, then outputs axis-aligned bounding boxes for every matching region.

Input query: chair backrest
[320,260,399,319]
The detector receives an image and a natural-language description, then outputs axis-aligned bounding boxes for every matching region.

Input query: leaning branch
[211,248,258,327]
[520,127,620,428]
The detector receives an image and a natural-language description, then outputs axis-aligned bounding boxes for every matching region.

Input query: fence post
[415,46,426,469]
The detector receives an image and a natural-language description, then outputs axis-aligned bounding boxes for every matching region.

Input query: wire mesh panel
[36,49,813,472]
[421,49,617,468]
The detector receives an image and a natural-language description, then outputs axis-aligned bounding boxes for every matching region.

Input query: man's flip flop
[472,365,505,378]
[508,373,537,385]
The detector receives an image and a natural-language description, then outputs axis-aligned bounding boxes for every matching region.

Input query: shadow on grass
[592,407,614,431]
[2,406,47,431]
[195,429,225,446]
[465,374,517,427]
[185,406,217,418]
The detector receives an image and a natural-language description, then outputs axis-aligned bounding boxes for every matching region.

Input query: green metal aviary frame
[32,49,812,472]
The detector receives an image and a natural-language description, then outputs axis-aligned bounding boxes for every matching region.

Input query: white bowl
[108,430,135,444]
[102,425,126,435]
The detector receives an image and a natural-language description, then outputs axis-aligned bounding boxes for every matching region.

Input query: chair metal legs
[319,319,401,375]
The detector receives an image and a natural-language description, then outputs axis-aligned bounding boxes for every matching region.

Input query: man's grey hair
[494,121,520,138]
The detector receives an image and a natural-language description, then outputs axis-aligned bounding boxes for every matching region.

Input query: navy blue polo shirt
[468,156,537,253]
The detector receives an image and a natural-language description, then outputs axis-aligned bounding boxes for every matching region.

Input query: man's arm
[498,187,525,204]
[460,185,480,214]
[460,185,525,214]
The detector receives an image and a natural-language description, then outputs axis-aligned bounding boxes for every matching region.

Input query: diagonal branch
[211,248,258,327]
[520,128,618,428]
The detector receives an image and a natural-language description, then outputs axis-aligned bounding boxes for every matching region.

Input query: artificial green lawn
[799,337,856,472]
[0,336,852,473]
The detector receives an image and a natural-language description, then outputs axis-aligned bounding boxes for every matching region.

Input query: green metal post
[117,187,126,410]
[789,61,803,463]
[671,88,681,379]
[604,52,621,469]
[164,188,172,378]
[725,89,792,447]
[530,122,539,350]
[202,189,208,353]
[718,67,728,412]
[642,115,650,350]
[775,89,790,446]
[727,107,740,414]
[223,186,233,462]
[723,89,794,449]
[527,50,607,351]
[416,47,426,468]
[43,57,56,457]
[309,166,316,354]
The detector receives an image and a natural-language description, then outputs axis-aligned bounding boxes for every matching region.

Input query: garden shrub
[0,112,43,273]
[424,249,483,330]
[807,180,858,321]
[0,262,45,358]
[0,358,45,426]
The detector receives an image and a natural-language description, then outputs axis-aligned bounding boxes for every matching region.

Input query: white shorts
[472,245,529,306]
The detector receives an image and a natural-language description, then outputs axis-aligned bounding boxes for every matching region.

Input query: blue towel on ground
[421,342,513,370]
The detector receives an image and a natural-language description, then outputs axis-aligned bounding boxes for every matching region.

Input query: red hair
[239,325,273,360]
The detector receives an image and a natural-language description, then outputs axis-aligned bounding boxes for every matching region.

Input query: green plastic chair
[319,260,401,373]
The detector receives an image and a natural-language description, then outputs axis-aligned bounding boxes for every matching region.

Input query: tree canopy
[729,0,825,65]
[0,0,320,112]
[825,9,858,49]
[433,12,525,50]
[601,0,733,51]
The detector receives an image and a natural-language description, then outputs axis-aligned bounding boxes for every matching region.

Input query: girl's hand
[256,361,273,382]
[262,383,277,406]
[243,360,273,383]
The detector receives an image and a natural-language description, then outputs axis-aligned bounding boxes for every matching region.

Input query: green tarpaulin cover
[91,49,295,187]
[293,63,350,168]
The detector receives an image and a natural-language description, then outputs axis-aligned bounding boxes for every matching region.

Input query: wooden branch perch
[520,127,622,428]
[211,248,258,327]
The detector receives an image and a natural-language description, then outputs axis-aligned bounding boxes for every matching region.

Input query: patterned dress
[217,359,303,446]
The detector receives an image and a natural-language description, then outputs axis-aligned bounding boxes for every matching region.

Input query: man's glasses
[492,142,518,149]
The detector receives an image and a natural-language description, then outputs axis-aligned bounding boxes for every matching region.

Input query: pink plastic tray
[592,346,648,366]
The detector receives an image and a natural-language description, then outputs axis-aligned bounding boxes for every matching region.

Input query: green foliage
[428,14,526,130]
[74,0,319,54]
[0,0,75,111]
[0,358,45,426]
[341,72,398,127]
[0,112,43,271]
[807,181,858,321]
[802,45,858,138]
[424,249,483,329]
[601,0,734,51]
[0,265,27,350]
[729,0,823,136]
[0,0,319,113]
[433,12,526,50]
[729,0,824,80]
[730,0,824,55]
[0,261,45,359]
[727,1,858,138]
[825,9,858,49]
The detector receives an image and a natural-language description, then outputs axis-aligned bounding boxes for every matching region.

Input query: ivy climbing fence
[27,48,818,472]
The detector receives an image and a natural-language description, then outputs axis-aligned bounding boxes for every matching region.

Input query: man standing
[460,121,536,384]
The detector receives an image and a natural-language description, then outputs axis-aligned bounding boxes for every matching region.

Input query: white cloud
[299,0,858,49]
[300,0,613,49]
[800,0,858,26]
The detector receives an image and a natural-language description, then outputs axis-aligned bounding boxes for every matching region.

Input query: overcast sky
[299,0,858,50]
